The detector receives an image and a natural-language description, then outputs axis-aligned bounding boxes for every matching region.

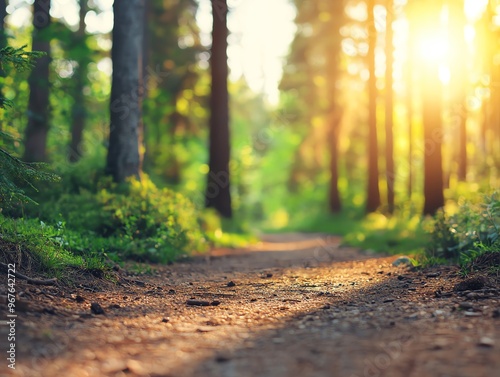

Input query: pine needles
[0,45,59,208]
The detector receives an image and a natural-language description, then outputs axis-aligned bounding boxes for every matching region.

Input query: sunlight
[464,0,489,21]
[417,33,448,63]
[196,0,296,105]
[410,1,490,86]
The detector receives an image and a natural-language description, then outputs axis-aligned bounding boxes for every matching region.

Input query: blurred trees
[0,0,498,226]
[106,0,145,182]
[280,0,346,212]
[142,0,202,183]
[280,0,499,218]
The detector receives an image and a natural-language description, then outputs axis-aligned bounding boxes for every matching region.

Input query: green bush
[14,158,208,264]
[0,214,106,278]
[426,192,499,270]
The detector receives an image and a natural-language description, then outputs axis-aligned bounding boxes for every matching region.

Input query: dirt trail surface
[1,233,499,377]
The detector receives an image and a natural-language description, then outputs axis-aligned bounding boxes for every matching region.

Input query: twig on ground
[0,262,57,285]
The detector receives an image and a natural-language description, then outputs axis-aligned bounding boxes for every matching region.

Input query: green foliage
[0,46,43,108]
[0,148,60,207]
[0,46,59,209]
[0,214,106,279]
[17,158,208,264]
[426,192,500,270]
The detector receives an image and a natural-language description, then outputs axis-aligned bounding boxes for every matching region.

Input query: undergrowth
[2,155,209,268]
[0,215,107,281]
[425,192,499,273]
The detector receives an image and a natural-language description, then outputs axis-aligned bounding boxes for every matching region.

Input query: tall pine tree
[106,0,145,182]
[205,0,232,218]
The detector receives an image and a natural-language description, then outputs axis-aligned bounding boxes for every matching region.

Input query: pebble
[464,311,482,317]
[90,302,105,315]
[426,272,441,278]
[392,256,413,267]
[459,302,474,310]
[466,292,480,299]
[227,281,236,287]
[186,299,211,306]
[126,360,148,374]
[478,337,495,348]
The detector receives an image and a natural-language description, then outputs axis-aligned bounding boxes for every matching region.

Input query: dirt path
[1,233,499,377]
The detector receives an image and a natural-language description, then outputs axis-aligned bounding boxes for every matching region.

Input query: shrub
[426,192,499,270]
[16,161,208,263]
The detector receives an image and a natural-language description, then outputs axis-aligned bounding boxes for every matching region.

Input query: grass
[0,214,108,282]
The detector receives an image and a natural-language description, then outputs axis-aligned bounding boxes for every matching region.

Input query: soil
[1,233,499,377]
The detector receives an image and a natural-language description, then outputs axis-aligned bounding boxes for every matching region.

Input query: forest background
[0,0,499,279]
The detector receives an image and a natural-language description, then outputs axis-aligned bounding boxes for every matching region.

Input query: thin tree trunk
[0,0,7,132]
[23,0,51,162]
[448,0,467,181]
[106,0,145,182]
[385,0,395,213]
[329,114,342,213]
[142,0,152,170]
[68,0,87,163]
[0,0,7,52]
[366,0,381,213]
[406,4,415,199]
[326,0,344,214]
[422,61,444,215]
[407,61,413,198]
[421,1,445,216]
[205,0,232,218]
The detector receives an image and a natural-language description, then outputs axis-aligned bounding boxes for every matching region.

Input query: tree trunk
[422,62,444,215]
[23,0,51,162]
[406,3,415,199]
[328,114,342,213]
[421,1,444,216]
[0,0,7,131]
[106,0,145,182]
[68,0,87,163]
[448,0,467,181]
[385,0,395,213]
[141,0,152,170]
[205,0,232,218]
[406,59,413,199]
[0,0,7,51]
[366,0,381,213]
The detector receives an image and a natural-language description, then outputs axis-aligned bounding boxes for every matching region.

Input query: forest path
[2,233,500,377]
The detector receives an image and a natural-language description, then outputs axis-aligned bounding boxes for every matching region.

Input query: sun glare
[417,34,448,63]
[410,0,491,85]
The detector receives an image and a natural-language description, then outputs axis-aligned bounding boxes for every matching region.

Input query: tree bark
[68,0,87,163]
[422,60,444,215]
[328,114,342,213]
[421,1,444,215]
[205,0,232,218]
[23,0,51,162]
[385,0,395,213]
[445,0,467,182]
[366,0,381,213]
[106,0,145,183]
[0,0,7,132]
[0,0,7,50]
